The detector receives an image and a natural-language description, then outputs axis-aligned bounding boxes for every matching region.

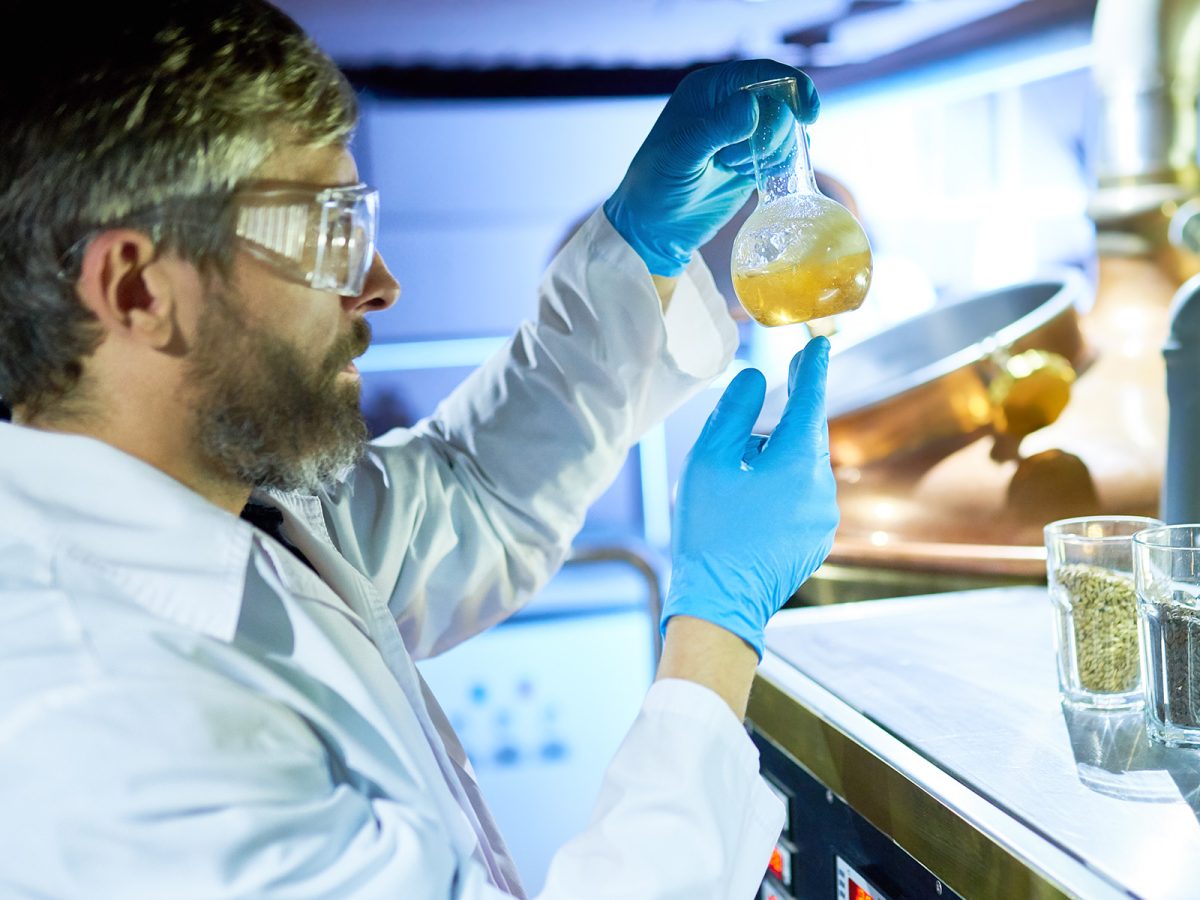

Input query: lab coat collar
[0,421,253,642]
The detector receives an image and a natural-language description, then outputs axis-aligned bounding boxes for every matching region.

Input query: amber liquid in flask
[732,78,872,328]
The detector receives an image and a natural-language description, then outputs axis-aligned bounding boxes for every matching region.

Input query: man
[0,2,837,897]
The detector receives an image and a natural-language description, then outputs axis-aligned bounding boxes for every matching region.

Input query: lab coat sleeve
[320,209,739,659]
[535,678,785,900]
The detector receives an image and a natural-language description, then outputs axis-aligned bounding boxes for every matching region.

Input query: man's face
[186,143,398,493]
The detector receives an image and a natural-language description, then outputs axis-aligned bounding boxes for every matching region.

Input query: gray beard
[187,291,370,494]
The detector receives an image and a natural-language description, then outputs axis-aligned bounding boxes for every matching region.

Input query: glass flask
[731,77,873,328]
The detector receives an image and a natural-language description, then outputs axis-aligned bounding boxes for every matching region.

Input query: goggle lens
[236,183,379,297]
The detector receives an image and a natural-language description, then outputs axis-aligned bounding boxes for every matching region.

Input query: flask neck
[752,121,820,205]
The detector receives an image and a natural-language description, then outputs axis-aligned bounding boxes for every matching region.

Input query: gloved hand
[662,338,839,659]
[604,59,819,277]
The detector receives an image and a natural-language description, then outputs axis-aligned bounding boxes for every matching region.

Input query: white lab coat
[0,210,784,899]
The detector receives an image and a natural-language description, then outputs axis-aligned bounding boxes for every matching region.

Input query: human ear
[75,229,180,351]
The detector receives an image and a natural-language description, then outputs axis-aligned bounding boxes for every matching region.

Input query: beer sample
[732,194,872,327]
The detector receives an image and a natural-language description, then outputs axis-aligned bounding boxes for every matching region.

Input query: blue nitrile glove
[662,338,839,659]
[604,59,819,277]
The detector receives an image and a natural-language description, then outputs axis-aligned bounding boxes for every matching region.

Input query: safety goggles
[234,183,379,297]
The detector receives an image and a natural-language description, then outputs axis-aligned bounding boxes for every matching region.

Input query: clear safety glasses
[234,183,379,297]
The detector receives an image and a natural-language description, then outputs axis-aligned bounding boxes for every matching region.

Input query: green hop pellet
[1055,563,1140,694]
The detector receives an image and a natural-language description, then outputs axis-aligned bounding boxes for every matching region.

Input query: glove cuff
[603,196,693,277]
[661,563,766,660]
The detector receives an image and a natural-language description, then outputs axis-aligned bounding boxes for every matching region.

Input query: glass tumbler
[731,76,872,328]
[1045,516,1162,709]
[1133,524,1200,748]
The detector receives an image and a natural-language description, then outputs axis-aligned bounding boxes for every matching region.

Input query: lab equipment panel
[751,727,960,900]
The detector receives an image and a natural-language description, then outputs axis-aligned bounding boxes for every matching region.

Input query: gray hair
[0,1,357,417]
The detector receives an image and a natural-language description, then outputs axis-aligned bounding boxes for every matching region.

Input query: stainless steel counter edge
[751,640,1129,899]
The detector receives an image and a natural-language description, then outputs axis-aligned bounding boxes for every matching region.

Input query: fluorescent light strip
[357,337,509,372]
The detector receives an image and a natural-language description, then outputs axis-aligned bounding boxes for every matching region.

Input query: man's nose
[346,252,400,315]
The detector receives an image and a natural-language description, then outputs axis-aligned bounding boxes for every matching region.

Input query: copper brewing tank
[813,254,1180,600]
[804,0,1200,603]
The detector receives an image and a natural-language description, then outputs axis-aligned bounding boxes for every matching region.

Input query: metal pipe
[565,542,666,664]
[1090,0,1200,223]
[1161,272,1200,522]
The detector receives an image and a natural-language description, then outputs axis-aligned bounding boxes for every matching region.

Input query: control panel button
[767,839,794,886]
[836,855,891,900]
[760,875,795,900]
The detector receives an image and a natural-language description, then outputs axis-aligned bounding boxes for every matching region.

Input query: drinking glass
[1045,516,1161,709]
[1133,524,1200,748]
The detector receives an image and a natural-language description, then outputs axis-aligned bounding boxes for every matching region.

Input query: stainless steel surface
[753,652,1110,899]
[761,587,1200,899]
[1089,0,1200,223]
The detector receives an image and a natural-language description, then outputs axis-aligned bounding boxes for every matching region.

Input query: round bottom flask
[731,77,872,328]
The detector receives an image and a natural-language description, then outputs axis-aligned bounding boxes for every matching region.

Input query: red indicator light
[849,879,875,900]
[768,847,784,880]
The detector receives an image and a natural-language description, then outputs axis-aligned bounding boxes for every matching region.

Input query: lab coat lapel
[416,673,528,899]
[261,491,527,897]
